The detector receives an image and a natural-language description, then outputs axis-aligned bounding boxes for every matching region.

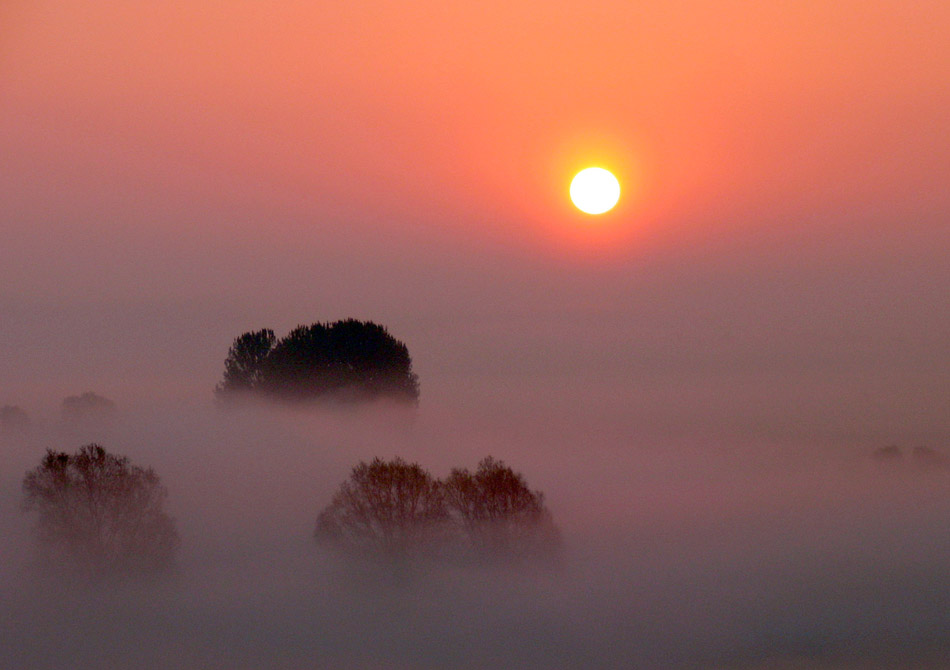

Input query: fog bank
[2,400,947,669]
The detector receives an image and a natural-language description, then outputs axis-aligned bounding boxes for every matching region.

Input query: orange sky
[1,0,948,435]
[4,0,947,255]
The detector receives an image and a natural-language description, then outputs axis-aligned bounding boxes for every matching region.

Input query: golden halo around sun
[570,167,620,215]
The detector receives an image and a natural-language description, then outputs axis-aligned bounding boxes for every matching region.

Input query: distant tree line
[20,446,555,579]
[14,436,950,581]
[2,392,119,434]
[216,320,419,404]
[872,444,947,469]
[316,456,560,562]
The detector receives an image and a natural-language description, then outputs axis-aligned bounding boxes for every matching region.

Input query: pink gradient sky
[1,1,948,443]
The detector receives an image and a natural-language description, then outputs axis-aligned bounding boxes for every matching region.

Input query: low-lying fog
[2,394,947,670]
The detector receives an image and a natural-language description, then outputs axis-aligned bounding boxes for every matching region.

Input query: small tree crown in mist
[315,457,448,559]
[21,444,179,577]
[61,391,117,423]
[216,320,419,404]
[443,457,560,559]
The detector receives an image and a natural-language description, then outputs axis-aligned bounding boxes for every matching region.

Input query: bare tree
[21,444,179,576]
[443,457,560,560]
[315,457,448,559]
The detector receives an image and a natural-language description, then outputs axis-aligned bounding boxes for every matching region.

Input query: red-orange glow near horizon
[2,0,947,271]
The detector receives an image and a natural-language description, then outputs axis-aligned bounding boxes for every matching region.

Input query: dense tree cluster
[21,444,179,577]
[216,320,419,404]
[315,457,559,562]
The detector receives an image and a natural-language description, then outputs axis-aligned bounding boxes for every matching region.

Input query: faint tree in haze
[443,457,560,560]
[872,445,904,463]
[61,392,117,423]
[911,446,948,469]
[216,320,419,404]
[1,405,31,432]
[215,328,276,396]
[21,444,179,576]
[315,457,447,559]
[871,444,948,470]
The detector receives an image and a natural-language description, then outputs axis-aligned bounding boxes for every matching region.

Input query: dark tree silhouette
[61,392,116,423]
[216,328,276,395]
[21,444,179,576]
[443,457,560,559]
[1,405,30,431]
[216,320,419,404]
[315,457,447,558]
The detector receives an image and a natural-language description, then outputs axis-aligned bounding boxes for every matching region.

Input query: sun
[570,167,620,215]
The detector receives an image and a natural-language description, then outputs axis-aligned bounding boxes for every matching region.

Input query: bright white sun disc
[570,167,620,215]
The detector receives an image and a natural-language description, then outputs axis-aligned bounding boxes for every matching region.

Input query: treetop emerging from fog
[315,456,560,563]
[21,444,179,577]
[216,320,420,404]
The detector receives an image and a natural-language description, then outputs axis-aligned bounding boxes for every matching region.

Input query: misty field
[2,396,947,669]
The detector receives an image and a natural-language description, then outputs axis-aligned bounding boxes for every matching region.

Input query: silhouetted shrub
[1,405,30,431]
[21,444,178,576]
[443,457,560,560]
[315,457,447,559]
[217,320,419,404]
[61,392,117,423]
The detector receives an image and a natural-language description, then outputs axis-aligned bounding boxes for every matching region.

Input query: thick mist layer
[2,399,947,669]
